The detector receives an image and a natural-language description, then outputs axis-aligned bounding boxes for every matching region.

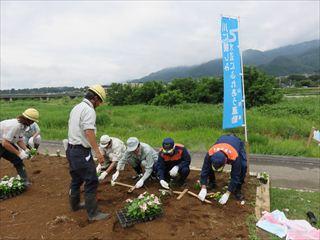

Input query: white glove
[96,164,102,174]
[169,165,179,177]
[19,150,28,160]
[98,171,108,181]
[112,170,119,182]
[198,188,207,201]
[160,180,169,189]
[135,178,144,188]
[28,137,34,148]
[219,192,230,205]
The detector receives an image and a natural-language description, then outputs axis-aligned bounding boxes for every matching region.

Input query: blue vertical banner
[221,16,244,129]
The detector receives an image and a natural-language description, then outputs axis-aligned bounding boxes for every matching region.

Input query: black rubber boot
[85,193,109,221]
[15,164,31,187]
[69,189,85,211]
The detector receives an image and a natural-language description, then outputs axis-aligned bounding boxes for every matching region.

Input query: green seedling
[194,180,201,191]
[56,150,61,157]
[258,172,269,184]
[207,191,222,201]
[28,148,37,158]
[45,149,49,156]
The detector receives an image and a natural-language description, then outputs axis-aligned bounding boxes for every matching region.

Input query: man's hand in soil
[19,150,28,160]
[135,178,144,188]
[160,180,169,189]
[219,191,230,205]
[112,170,119,182]
[198,186,207,201]
[96,164,102,174]
[98,171,108,182]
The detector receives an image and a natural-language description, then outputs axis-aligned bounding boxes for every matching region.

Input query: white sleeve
[81,108,96,130]
[2,125,20,142]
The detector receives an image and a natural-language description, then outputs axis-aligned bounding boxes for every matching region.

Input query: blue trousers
[66,145,98,195]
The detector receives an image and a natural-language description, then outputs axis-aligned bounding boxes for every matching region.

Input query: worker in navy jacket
[157,138,191,189]
[198,135,247,205]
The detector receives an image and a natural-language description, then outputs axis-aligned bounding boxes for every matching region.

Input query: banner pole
[238,16,250,174]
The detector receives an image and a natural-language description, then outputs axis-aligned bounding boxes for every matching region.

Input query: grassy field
[0,96,319,157]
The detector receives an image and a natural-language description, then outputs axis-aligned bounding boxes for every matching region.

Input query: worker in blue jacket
[157,138,191,189]
[198,135,247,205]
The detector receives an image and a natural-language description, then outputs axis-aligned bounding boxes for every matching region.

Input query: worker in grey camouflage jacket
[112,137,158,189]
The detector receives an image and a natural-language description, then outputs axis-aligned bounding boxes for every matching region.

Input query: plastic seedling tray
[116,208,163,228]
[0,188,26,201]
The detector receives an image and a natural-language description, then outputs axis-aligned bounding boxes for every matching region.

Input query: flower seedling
[207,191,223,201]
[258,172,269,184]
[28,148,37,158]
[125,192,162,220]
[0,175,25,198]
[194,180,201,191]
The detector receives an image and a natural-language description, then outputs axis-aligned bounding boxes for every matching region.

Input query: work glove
[160,180,169,189]
[96,164,102,174]
[219,192,230,205]
[198,188,207,201]
[98,171,108,182]
[169,165,179,177]
[19,150,28,160]
[135,178,144,189]
[28,137,34,148]
[112,170,120,182]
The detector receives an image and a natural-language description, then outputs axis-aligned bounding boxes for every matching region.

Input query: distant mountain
[130,40,320,83]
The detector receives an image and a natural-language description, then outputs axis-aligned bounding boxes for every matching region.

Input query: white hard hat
[127,137,139,152]
[100,135,111,148]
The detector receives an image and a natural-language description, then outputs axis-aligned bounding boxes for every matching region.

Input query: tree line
[107,66,283,108]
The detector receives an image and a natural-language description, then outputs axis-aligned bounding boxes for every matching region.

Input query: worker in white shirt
[96,135,126,181]
[66,84,109,222]
[0,108,40,186]
[24,122,41,150]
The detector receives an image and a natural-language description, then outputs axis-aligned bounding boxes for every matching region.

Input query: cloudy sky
[1,1,319,89]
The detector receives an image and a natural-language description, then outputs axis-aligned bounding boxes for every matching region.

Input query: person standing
[96,135,126,181]
[198,134,247,205]
[0,108,40,186]
[66,84,109,221]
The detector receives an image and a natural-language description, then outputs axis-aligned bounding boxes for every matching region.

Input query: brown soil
[0,155,258,240]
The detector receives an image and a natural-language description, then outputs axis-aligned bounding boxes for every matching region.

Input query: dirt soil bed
[0,155,258,240]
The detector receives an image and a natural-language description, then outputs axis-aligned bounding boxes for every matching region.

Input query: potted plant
[258,172,269,184]
[117,192,163,228]
[0,175,26,200]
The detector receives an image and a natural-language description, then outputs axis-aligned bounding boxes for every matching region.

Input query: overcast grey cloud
[1,1,319,89]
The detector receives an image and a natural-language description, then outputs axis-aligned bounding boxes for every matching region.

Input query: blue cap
[210,151,227,170]
[162,138,175,154]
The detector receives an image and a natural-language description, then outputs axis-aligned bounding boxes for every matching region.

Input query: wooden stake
[176,189,188,200]
[113,181,134,189]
